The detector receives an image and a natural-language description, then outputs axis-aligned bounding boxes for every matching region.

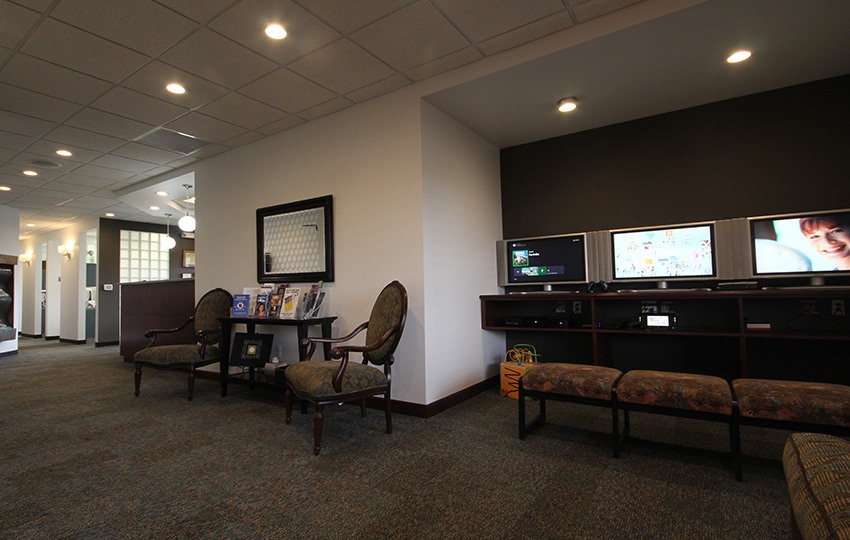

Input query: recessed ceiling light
[557,97,578,113]
[56,149,73,157]
[149,205,160,211]
[0,186,10,191]
[105,213,115,217]
[265,24,287,39]
[156,190,169,197]
[166,83,186,94]
[22,170,38,176]
[727,50,752,63]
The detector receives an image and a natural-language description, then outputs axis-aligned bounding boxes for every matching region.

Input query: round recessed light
[265,24,287,39]
[727,50,752,63]
[22,170,38,176]
[0,186,10,191]
[105,213,115,217]
[149,205,160,211]
[56,149,73,157]
[166,83,186,94]
[156,190,169,197]
[557,97,578,113]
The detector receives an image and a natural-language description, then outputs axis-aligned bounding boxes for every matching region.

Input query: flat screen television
[610,222,716,286]
[498,233,588,289]
[749,209,850,280]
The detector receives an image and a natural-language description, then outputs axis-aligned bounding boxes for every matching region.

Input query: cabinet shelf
[481,288,850,383]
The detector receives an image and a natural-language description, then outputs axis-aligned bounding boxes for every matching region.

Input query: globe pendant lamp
[163,213,176,249]
[178,184,196,232]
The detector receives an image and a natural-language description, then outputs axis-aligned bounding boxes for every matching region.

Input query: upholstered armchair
[134,288,232,400]
[284,281,408,455]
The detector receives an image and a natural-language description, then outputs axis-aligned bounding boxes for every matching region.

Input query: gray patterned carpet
[1,338,791,539]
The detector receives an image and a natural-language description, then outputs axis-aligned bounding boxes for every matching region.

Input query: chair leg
[361,398,367,417]
[284,387,293,425]
[134,364,142,396]
[313,404,324,455]
[187,368,194,401]
[385,392,393,434]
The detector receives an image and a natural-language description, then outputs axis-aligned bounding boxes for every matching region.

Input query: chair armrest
[331,323,401,359]
[300,321,369,360]
[143,316,194,347]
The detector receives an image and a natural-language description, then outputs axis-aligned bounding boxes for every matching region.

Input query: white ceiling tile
[15,0,54,12]
[91,87,189,126]
[165,112,248,144]
[344,73,410,103]
[351,1,470,71]
[297,96,352,121]
[184,144,229,160]
[198,92,287,130]
[89,154,159,174]
[66,109,155,141]
[59,195,117,210]
[477,11,575,56]
[51,0,197,56]
[0,147,16,162]
[44,125,125,153]
[0,1,40,49]
[294,0,415,34]
[209,0,340,65]
[161,155,199,169]
[121,61,230,109]
[155,0,236,24]
[288,39,395,94]
[571,0,644,23]
[432,0,565,42]
[0,82,82,123]
[70,164,137,181]
[0,45,10,65]
[0,111,54,138]
[20,19,149,83]
[221,130,265,148]
[24,140,101,163]
[0,53,113,105]
[241,68,336,113]
[256,115,305,136]
[160,28,279,89]
[110,142,186,165]
[40,181,99,195]
[405,46,482,81]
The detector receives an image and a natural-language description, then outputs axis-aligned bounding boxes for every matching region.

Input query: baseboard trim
[95,341,119,347]
[44,335,59,340]
[19,333,41,339]
[59,338,87,345]
[0,350,18,358]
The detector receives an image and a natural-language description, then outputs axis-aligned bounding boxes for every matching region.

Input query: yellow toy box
[500,344,540,399]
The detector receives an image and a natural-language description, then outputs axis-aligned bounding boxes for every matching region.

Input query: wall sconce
[58,242,74,258]
[19,252,32,266]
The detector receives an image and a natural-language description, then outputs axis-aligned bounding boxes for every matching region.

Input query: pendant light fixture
[163,213,176,249]
[178,184,196,232]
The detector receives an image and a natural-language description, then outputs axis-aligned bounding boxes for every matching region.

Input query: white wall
[420,102,504,403]
[0,204,20,354]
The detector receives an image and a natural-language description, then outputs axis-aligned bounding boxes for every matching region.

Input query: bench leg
[519,391,546,439]
[730,413,742,481]
[615,408,631,457]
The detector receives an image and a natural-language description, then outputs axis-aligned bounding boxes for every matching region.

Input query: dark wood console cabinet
[481,288,850,384]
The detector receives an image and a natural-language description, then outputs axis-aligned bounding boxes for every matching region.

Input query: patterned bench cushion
[616,370,733,415]
[783,432,850,540]
[733,379,850,427]
[521,363,622,400]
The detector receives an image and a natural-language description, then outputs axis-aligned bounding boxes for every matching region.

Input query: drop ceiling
[1,0,849,240]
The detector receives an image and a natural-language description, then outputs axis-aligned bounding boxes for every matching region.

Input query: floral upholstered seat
[733,378,850,427]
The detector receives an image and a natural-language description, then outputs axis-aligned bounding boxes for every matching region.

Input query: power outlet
[832,300,845,316]
[572,301,582,314]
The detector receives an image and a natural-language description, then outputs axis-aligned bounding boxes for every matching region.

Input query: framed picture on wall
[182,250,195,268]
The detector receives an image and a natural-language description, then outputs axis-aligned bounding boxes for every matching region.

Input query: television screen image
[507,234,587,285]
[611,224,715,280]
[750,210,850,275]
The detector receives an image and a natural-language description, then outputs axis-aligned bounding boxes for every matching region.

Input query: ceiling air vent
[136,128,211,155]
[29,159,61,169]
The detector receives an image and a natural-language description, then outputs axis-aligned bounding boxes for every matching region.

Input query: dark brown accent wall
[96,218,195,345]
[500,75,850,238]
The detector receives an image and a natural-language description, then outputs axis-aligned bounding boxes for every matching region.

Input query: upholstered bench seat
[614,369,740,479]
[783,432,850,540]
[733,378,850,429]
[519,362,623,455]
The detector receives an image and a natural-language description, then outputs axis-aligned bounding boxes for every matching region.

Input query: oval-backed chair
[133,287,233,400]
[284,281,407,455]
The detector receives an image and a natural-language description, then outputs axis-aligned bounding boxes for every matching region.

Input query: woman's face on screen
[805,223,850,268]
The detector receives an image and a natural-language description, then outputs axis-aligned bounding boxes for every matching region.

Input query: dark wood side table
[218,316,336,397]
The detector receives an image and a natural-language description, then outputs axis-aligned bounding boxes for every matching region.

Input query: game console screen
[508,234,587,284]
[612,224,715,280]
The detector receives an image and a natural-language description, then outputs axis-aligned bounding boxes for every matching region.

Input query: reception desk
[119,279,195,361]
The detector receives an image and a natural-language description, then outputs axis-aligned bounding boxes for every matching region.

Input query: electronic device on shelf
[746,208,850,285]
[639,312,677,330]
[497,233,589,290]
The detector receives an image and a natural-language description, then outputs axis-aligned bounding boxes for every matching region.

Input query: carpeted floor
[1,338,791,539]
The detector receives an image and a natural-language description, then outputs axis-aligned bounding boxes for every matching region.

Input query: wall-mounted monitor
[749,209,850,280]
[610,222,716,286]
[497,233,588,289]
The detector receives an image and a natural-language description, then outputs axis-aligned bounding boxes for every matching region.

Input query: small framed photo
[182,250,195,268]
[230,333,273,367]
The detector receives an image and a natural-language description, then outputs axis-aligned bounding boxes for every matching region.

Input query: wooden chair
[133,288,232,400]
[284,281,407,455]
